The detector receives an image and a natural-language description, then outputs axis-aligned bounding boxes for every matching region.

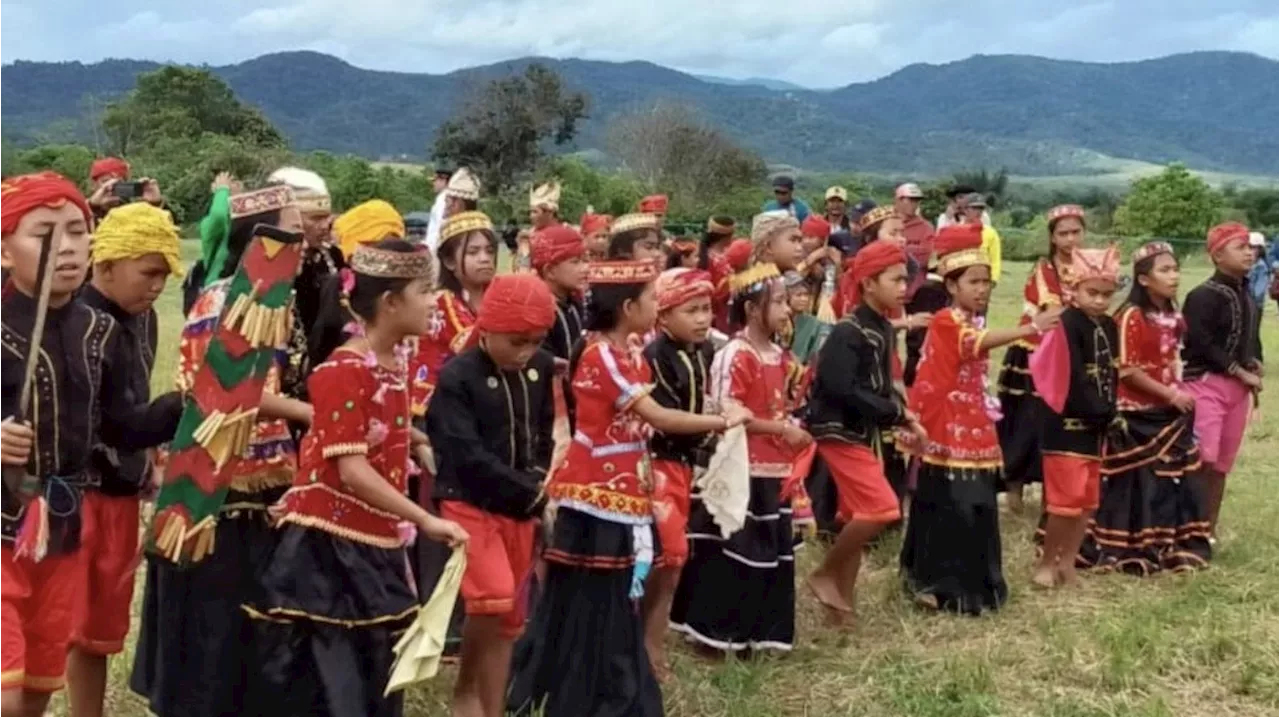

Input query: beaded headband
[1132,241,1174,265]
[706,217,736,235]
[350,246,438,282]
[230,185,295,219]
[610,212,661,237]
[936,248,991,277]
[439,211,494,245]
[857,205,895,233]
[1047,204,1085,223]
[588,260,659,285]
[729,261,782,296]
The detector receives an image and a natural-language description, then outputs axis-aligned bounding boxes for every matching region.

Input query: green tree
[1232,187,1279,233]
[1112,164,1223,241]
[3,144,96,183]
[432,64,588,197]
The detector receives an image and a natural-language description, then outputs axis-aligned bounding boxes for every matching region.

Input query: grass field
[56,250,1278,717]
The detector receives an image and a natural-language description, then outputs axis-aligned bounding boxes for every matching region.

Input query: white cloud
[1,0,1276,86]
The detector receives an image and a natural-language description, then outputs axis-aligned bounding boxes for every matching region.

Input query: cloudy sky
[2,0,1276,87]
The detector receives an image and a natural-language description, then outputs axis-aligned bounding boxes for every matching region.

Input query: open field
[56,251,1278,717]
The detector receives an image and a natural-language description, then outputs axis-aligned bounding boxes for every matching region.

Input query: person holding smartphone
[86,157,165,222]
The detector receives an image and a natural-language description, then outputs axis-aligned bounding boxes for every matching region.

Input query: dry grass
[52,256,1278,717]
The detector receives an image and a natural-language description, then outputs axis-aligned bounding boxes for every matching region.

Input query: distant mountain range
[2,50,1276,176]
[693,74,809,92]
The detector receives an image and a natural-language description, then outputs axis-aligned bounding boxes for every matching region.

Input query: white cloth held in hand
[695,425,751,539]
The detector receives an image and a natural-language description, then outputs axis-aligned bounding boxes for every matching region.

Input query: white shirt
[425,191,448,254]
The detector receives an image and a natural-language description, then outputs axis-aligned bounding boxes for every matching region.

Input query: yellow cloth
[92,202,185,277]
[385,546,466,695]
[334,200,405,259]
[980,225,1003,283]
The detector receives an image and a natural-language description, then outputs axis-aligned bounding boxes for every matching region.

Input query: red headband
[933,223,983,257]
[1,171,93,236]
[801,215,831,239]
[90,157,130,182]
[580,212,612,236]
[638,194,668,213]
[841,240,907,310]
[724,238,754,271]
[475,274,556,336]
[1206,222,1249,255]
[530,224,586,270]
[655,268,713,312]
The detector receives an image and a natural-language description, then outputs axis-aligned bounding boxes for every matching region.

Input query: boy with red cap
[0,173,182,716]
[428,273,558,717]
[638,194,669,229]
[579,211,612,261]
[1182,222,1263,539]
[640,267,718,677]
[530,225,589,364]
[803,240,927,619]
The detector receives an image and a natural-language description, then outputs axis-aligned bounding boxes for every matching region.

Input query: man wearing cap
[1246,232,1273,309]
[961,193,1002,283]
[824,186,851,232]
[762,175,812,222]
[895,183,935,299]
[425,163,453,254]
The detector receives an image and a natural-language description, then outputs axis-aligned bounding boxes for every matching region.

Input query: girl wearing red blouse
[901,225,1061,614]
[996,205,1083,513]
[1078,242,1210,574]
[246,241,467,717]
[669,262,812,654]
[507,260,749,717]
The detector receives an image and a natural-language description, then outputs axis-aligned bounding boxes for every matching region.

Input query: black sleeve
[426,372,542,515]
[1183,288,1237,374]
[815,322,905,426]
[531,353,555,474]
[98,325,183,451]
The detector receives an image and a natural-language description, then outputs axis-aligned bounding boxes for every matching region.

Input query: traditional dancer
[429,274,558,717]
[508,259,749,717]
[130,185,313,717]
[900,224,1059,614]
[607,213,665,264]
[247,240,467,717]
[670,261,810,653]
[1079,242,1210,574]
[1182,222,1263,539]
[805,241,926,619]
[699,216,737,332]
[66,203,185,717]
[334,199,406,260]
[1031,246,1121,589]
[522,182,562,272]
[640,268,718,676]
[750,211,806,275]
[532,225,589,365]
[1,173,181,717]
[997,204,1083,512]
[580,211,613,261]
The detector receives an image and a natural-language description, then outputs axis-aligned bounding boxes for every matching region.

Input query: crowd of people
[0,156,1270,717]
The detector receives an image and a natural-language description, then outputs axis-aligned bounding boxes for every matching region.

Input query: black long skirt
[245,525,418,717]
[507,508,663,717]
[669,477,795,652]
[900,465,1008,615]
[996,345,1046,487]
[1080,409,1211,575]
[130,489,284,717]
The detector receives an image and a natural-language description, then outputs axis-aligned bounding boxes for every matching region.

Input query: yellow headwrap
[334,199,405,259]
[93,202,185,277]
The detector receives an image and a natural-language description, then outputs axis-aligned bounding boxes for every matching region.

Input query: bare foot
[648,653,672,684]
[1031,565,1058,589]
[1007,491,1025,515]
[913,592,940,611]
[1055,565,1079,588]
[807,571,854,614]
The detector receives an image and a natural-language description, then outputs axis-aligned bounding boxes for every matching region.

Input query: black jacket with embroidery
[644,332,717,466]
[1041,307,1118,459]
[805,303,907,446]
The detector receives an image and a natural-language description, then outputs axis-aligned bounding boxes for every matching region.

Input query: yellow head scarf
[93,202,185,277]
[334,200,405,258]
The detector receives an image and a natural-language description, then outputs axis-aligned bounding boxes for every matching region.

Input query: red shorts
[2,546,85,693]
[817,441,901,524]
[74,492,140,656]
[439,501,535,639]
[651,460,692,567]
[1043,453,1101,517]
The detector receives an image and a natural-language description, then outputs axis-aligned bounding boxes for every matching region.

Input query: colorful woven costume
[149,226,305,563]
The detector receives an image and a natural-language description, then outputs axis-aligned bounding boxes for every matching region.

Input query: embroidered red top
[708,250,733,332]
[1116,305,1184,411]
[411,289,477,415]
[711,336,797,478]
[547,336,655,524]
[908,308,1002,469]
[1014,258,1067,349]
[275,348,413,548]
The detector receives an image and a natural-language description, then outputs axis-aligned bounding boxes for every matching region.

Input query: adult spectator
[961,193,1002,283]
[824,186,851,232]
[86,156,165,222]
[1247,232,1274,333]
[404,211,431,244]
[425,164,453,252]
[762,175,812,222]
[895,183,935,299]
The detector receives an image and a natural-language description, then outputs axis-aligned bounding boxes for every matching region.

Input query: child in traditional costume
[900,225,1060,614]
[428,274,558,717]
[508,260,750,717]
[750,211,806,275]
[608,213,666,264]
[997,205,1083,512]
[522,182,562,273]
[67,203,185,717]
[669,262,811,652]
[1181,223,1263,539]
[131,185,314,717]
[532,225,589,364]
[699,216,736,332]
[1030,246,1121,589]
[580,211,613,261]
[1078,242,1210,574]
[247,240,468,717]
[805,241,927,619]
[1,173,182,717]
[641,268,718,677]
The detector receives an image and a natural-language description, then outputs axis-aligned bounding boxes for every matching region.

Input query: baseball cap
[961,192,987,208]
[825,185,848,201]
[895,183,924,199]
[1249,231,1266,247]
[772,175,795,191]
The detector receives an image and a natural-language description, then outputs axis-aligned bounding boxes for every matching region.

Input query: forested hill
[3,50,1276,175]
